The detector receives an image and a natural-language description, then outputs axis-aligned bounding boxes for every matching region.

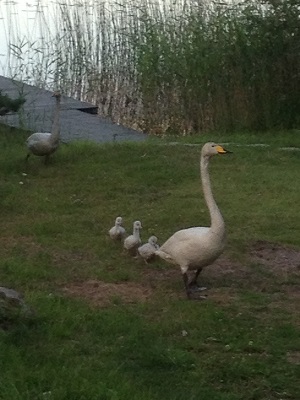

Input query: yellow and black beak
[216,145,232,154]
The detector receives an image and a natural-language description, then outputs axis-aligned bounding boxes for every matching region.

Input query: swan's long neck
[200,155,225,237]
[50,96,61,145]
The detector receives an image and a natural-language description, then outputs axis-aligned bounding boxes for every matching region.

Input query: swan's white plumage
[124,220,142,255]
[27,132,57,156]
[155,142,230,296]
[109,216,126,240]
[138,235,159,263]
[26,91,61,161]
[155,228,224,273]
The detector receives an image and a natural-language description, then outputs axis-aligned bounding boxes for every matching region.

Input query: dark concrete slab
[0,75,147,143]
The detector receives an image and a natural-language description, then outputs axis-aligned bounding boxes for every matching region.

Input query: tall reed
[3,0,300,134]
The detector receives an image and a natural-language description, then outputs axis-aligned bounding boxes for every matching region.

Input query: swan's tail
[155,249,175,264]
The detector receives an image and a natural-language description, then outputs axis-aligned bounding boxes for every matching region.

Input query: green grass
[0,125,300,400]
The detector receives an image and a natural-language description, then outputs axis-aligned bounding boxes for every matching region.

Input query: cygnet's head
[201,142,231,158]
[115,216,123,226]
[148,236,158,244]
[133,220,142,229]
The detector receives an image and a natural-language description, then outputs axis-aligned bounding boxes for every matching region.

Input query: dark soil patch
[201,256,252,288]
[250,240,300,274]
[248,240,300,298]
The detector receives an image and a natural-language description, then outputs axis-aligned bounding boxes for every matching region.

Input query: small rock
[0,286,32,315]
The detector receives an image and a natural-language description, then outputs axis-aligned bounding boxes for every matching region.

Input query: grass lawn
[0,125,299,400]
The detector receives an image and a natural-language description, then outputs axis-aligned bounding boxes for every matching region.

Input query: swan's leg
[183,272,207,300]
[182,273,191,299]
[25,153,30,162]
[189,268,207,292]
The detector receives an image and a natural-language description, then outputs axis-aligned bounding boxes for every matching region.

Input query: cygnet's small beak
[216,145,232,154]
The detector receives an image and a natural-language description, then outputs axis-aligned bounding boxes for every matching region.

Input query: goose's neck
[50,97,61,144]
[200,155,225,236]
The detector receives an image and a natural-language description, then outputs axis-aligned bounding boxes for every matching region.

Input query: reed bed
[3,0,300,134]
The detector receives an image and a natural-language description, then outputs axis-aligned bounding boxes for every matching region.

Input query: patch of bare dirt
[62,279,153,307]
[250,240,300,275]
[201,256,252,286]
[140,265,181,289]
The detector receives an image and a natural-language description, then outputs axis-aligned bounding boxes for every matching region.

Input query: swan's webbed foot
[182,268,209,300]
[182,272,207,300]
[186,287,208,301]
[188,283,207,292]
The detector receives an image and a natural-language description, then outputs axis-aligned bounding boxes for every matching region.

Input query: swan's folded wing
[27,132,51,145]
[161,227,209,248]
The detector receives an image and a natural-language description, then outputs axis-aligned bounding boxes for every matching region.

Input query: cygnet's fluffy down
[109,216,126,240]
[124,220,142,255]
[138,236,159,263]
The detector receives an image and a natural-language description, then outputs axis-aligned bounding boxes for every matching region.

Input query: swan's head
[148,235,158,244]
[133,220,142,230]
[52,91,61,99]
[115,216,123,226]
[202,142,231,158]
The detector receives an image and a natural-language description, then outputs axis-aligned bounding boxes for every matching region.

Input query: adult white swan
[26,91,61,164]
[155,142,231,299]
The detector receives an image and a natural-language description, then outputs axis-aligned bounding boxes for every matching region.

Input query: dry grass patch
[51,248,98,268]
[286,351,300,365]
[62,279,153,307]
[0,235,43,257]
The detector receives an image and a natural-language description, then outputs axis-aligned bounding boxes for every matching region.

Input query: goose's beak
[216,145,232,154]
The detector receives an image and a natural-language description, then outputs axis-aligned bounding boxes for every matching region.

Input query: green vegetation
[0,125,299,399]
[5,0,300,134]
[0,90,25,116]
